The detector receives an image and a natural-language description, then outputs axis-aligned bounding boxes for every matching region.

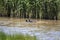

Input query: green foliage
[0,0,60,20]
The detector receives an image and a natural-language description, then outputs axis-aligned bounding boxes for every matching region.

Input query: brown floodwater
[0,17,60,40]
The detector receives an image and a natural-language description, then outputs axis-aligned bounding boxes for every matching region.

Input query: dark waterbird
[26,19,32,22]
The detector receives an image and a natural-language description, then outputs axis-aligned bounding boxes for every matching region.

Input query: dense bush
[0,0,60,20]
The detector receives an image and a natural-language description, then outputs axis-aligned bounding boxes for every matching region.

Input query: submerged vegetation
[0,0,60,20]
[0,31,36,40]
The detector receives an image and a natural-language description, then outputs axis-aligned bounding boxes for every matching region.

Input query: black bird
[26,20,28,22]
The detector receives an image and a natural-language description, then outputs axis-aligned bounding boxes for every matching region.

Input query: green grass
[0,31,37,40]
[0,31,6,40]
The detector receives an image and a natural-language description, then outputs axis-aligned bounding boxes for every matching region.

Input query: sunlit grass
[0,31,37,40]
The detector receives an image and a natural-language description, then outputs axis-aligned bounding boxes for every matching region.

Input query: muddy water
[0,17,60,40]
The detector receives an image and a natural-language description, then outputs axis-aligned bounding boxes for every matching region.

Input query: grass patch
[0,31,6,40]
[0,31,37,40]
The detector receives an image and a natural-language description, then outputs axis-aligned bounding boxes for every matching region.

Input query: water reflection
[0,26,60,40]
